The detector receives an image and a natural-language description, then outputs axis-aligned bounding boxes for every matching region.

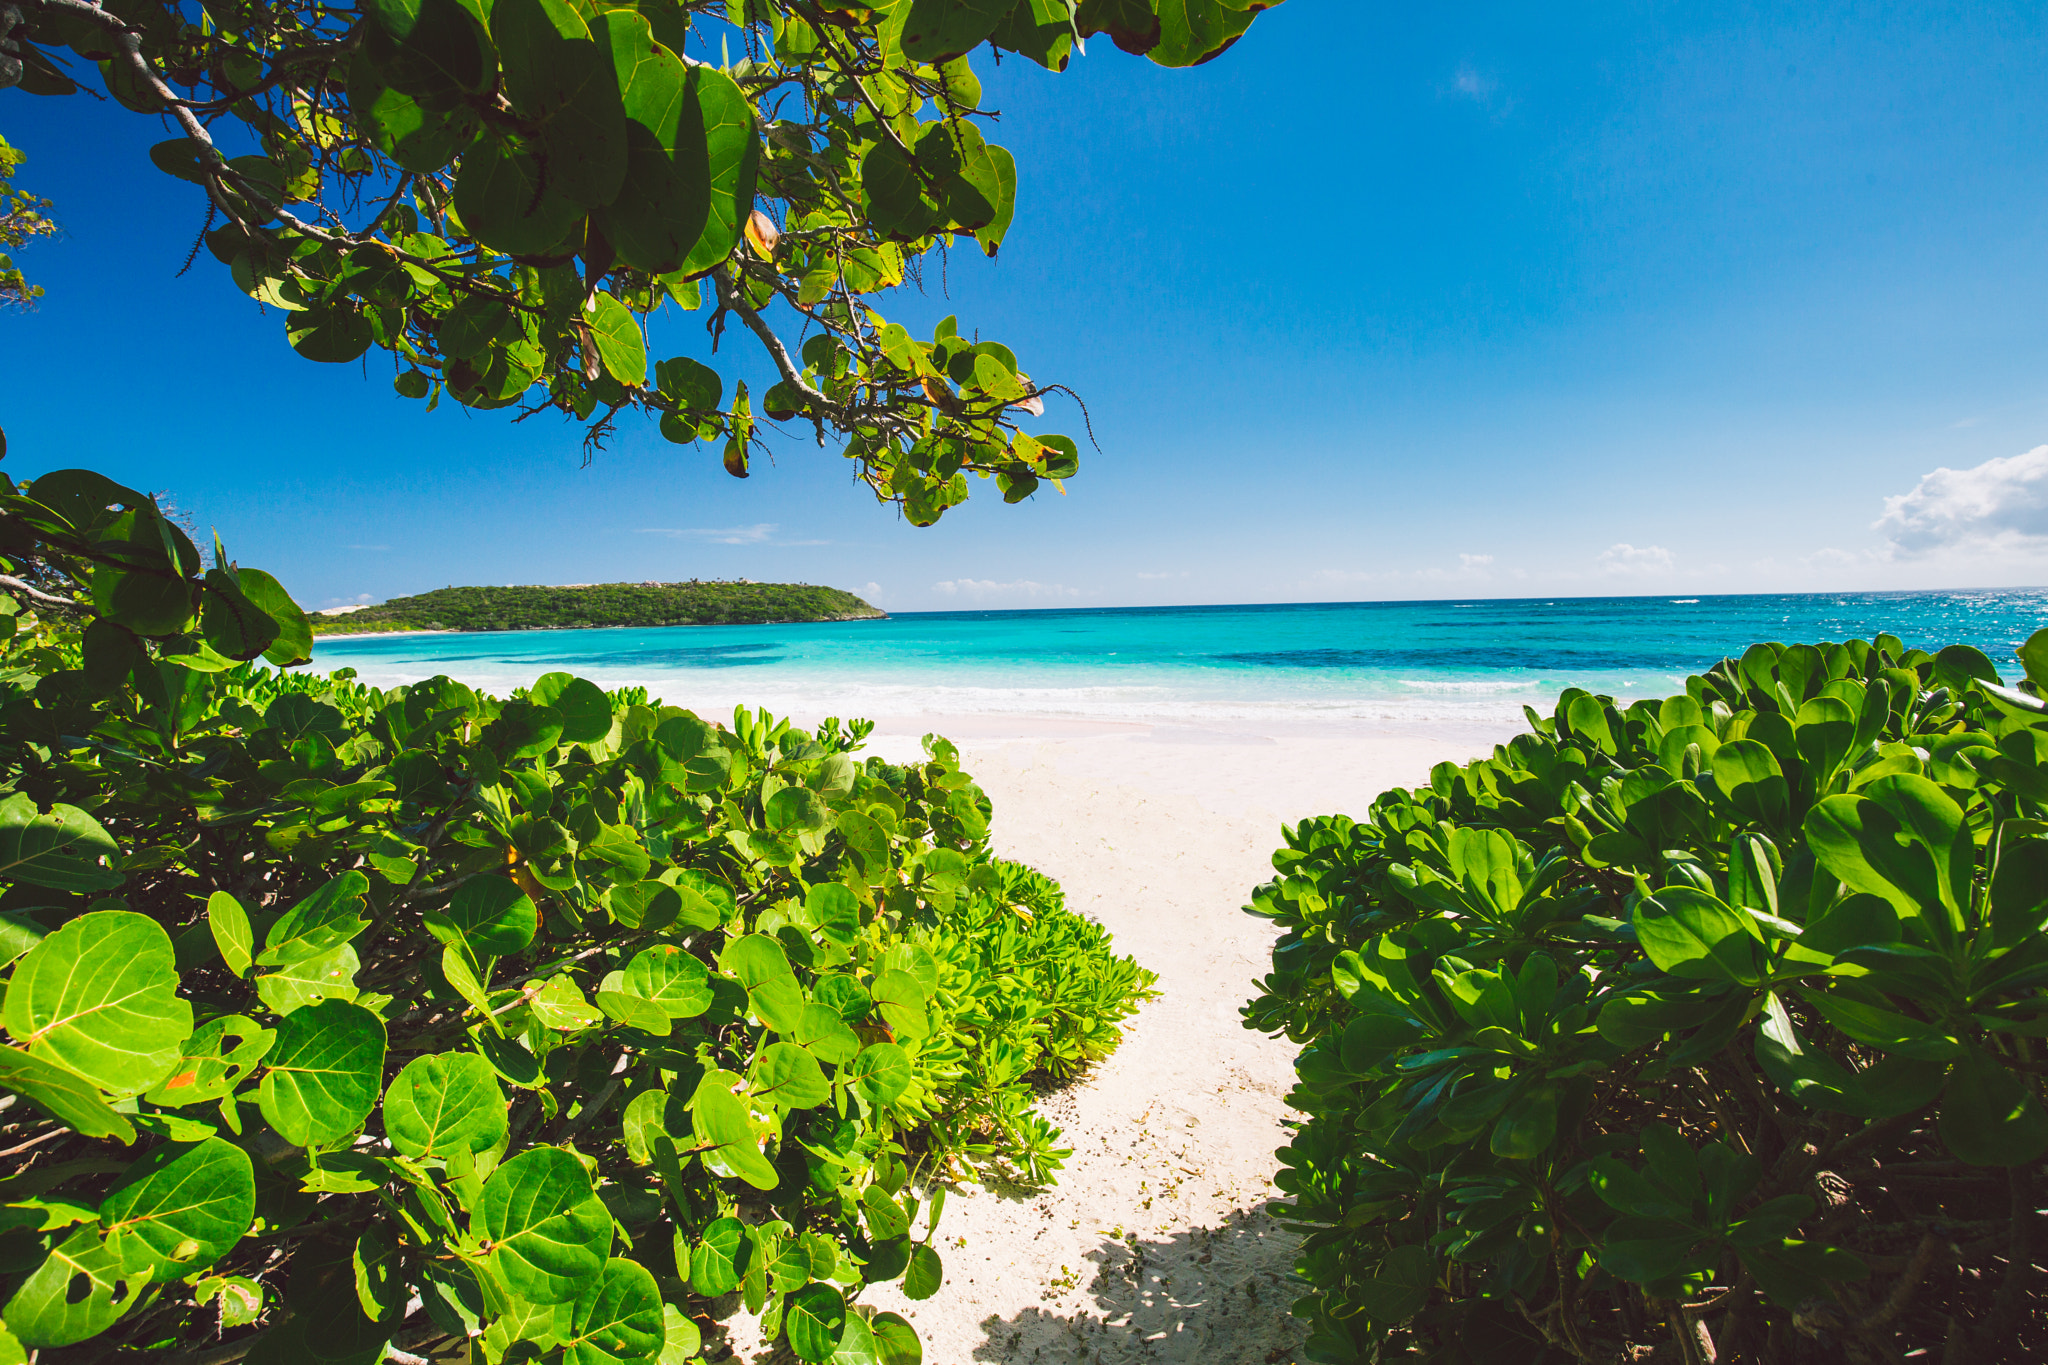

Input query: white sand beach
[789,714,1522,1365]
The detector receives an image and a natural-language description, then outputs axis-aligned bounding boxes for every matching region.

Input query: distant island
[310,581,886,635]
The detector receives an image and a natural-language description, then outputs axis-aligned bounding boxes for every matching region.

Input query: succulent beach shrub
[0,469,1155,1363]
[1246,635,2048,1363]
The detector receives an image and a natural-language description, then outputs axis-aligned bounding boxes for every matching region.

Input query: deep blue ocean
[311,590,2048,729]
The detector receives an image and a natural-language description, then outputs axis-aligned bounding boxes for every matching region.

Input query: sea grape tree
[0,0,1284,521]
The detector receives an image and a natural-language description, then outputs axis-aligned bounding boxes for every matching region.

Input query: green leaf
[592,13,709,274]
[452,134,580,256]
[478,1147,613,1304]
[830,1310,883,1365]
[794,1001,862,1065]
[871,1312,920,1365]
[848,1043,911,1106]
[99,1137,256,1282]
[659,1304,702,1365]
[255,943,362,1015]
[208,891,254,978]
[562,1257,664,1365]
[1704,739,1790,830]
[1489,1083,1561,1159]
[749,1041,829,1110]
[903,1243,943,1301]
[619,945,712,1017]
[1631,886,1763,985]
[687,1216,749,1296]
[0,1226,143,1348]
[900,0,1011,60]
[530,673,614,744]
[355,1222,408,1325]
[675,63,757,276]
[0,793,122,892]
[0,1048,136,1142]
[384,1052,507,1159]
[579,295,646,385]
[3,908,191,1094]
[489,0,626,209]
[257,1000,388,1147]
[1940,1047,2048,1166]
[200,568,282,661]
[287,303,374,363]
[1806,776,1971,944]
[259,872,371,967]
[786,1282,847,1362]
[689,1072,779,1189]
[1350,1243,1432,1323]
[145,1014,275,1108]
[432,874,537,955]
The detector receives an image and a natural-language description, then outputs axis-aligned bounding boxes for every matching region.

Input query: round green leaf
[3,908,191,1094]
[442,874,538,955]
[848,1044,911,1106]
[749,1041,829,1110]
[829,1310,882,1365]
[685,1216,748,1297]
[675,63,757,276]
[530,673,614,744]
[585,293,647,387]
[621,945,712,1017]
[257,1000,388,1147]
[785,1283,846,1362]
[563,1258,664,1365]
[871,1312,921,1365]
[259,872,371,968]
[902,1243,943,1301]
[384,1052,507,1159]
[145,1014,275,1108]
[452,134,580,255]
[478,1147,613,1304]
[1,1226,143,1347]
[99,1137,256,1282]
[287,303,374,363]
[0,792,123,893]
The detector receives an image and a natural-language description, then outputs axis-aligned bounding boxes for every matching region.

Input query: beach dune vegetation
[0,470,1156,1363]
[0,0,1283,523]
[1248,634,2048,1363]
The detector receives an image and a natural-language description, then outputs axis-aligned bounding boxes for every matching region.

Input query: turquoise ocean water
[312,590,2048,730]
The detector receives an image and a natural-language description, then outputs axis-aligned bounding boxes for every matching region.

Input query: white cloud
[932,578,1087,601]
[1136,570,1190,581]
[1451,64,1496,101]
[1874,445,2048,558]
[1458,553,1494,568]
[637,523,778,545]
[318,593,376,611]
[1802,547,1862,567]
[1597,543,1676,576]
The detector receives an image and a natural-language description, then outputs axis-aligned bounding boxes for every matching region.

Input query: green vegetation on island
[312,581,885,636]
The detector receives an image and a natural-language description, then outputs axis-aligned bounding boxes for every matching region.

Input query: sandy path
[829,718,1517,1365]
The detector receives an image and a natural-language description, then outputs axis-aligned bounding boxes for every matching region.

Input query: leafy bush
[0,471,1154,1363]
[311,582,884,636]
[1245,635,2048,1363]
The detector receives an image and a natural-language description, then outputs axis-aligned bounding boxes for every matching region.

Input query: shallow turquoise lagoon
[312,589,2048,728]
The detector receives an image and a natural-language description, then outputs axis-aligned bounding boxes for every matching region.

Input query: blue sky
[10,2,2048,611]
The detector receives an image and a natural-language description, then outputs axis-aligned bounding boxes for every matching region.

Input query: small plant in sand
[0,467,1154,1363]
[1247,634,2048,1363]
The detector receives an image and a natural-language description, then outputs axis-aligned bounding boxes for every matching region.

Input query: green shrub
[1245,635,2048,1363]
[0,471,1154,1363]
